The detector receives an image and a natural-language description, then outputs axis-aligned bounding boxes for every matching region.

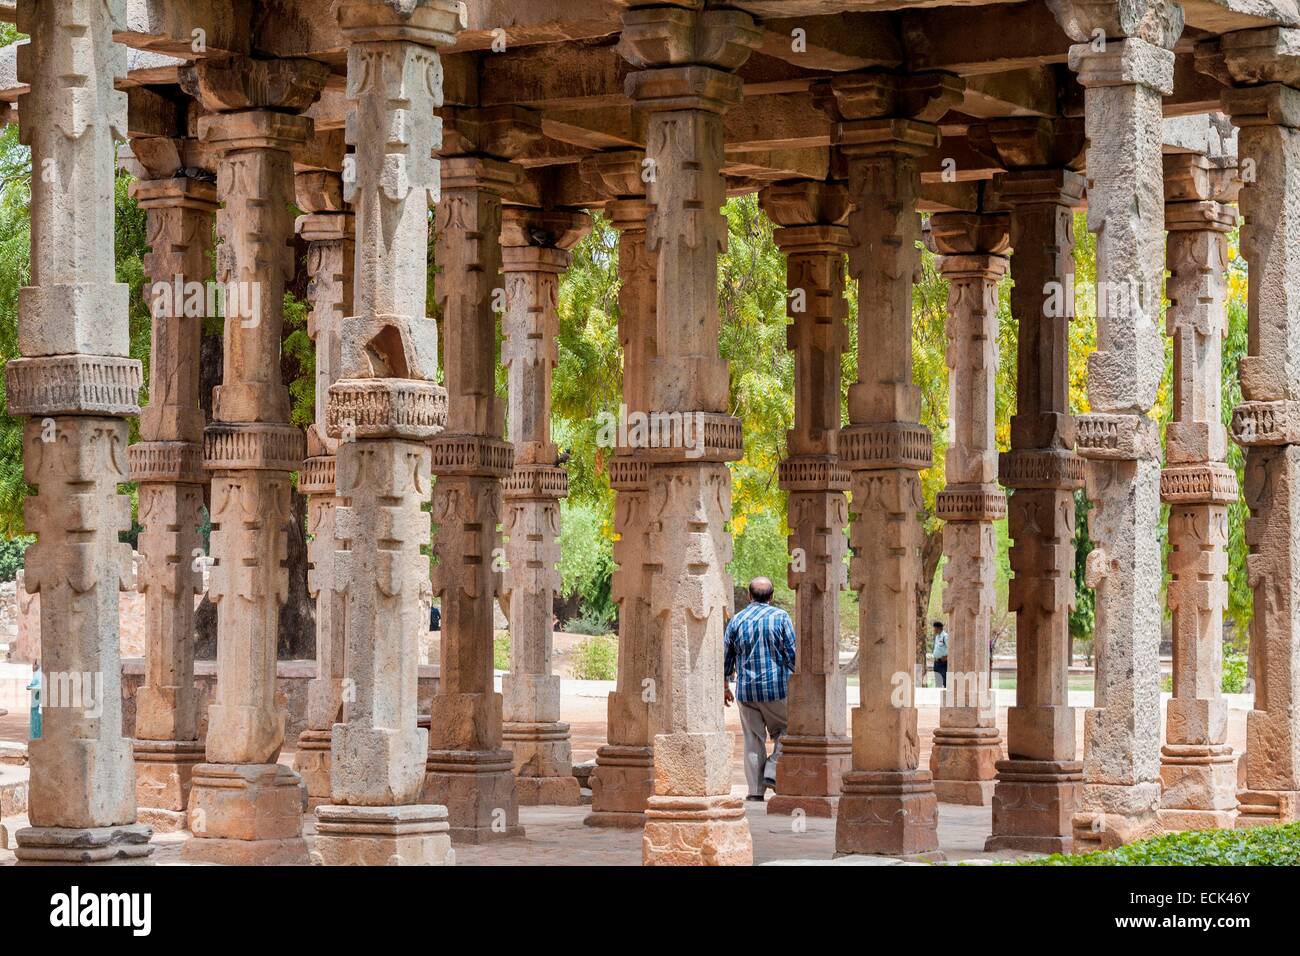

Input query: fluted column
[1055,0,1184,850]
[424,117,529,844]
[759,181,853,818]
[500,206,588,806]
[293,169,353,809]
[6,0,152,863]
[619,2,761,866]
[582,151,662,828]
[1197,26,1300,828]
[128,167,218,832]
[1158,152,1240,830]
[828,71,962,861]
[179,55,328,865]
[929,212,1009,806]
[984,156,1086,854]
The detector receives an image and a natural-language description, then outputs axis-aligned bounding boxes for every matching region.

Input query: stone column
[424,121,529,844]
[178,55,328,865]
[758,181,853,818]
[1197,26,1300,827]
[928,211,1009,806]
[313,0,460,866]
[985,159,1086,854]
[619,2,761,866]
[499,205,588,806]
[128,163,218,833]
[293,170,354,809]
[1055,1,1184,850]
[6,0,152,863]
[829,71,962,860]
[1158,152,1240,830]
[581,151,662,828]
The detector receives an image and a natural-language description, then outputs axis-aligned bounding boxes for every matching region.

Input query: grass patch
[493,632,510,672]
[571,635,618,681]
[1021,822,1300,866]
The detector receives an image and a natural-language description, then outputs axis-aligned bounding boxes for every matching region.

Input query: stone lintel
[935,486,1007,522]
[5,355,142,418]
[327,379,448,441]
[777,455,850,493]
[999,448,1086,490]
[203,422,305,472]
[336,0,463,47]
[128,440,205,485]
[1160,462,1238,504]
[430,433,515,478]
[300,455,337,497]
[625,64,744,115]
[1232,400,1300,446]
[502,463,569,500]
[1068,37,1175,95]
[839,422,931,472]
[1075,413,1161,461]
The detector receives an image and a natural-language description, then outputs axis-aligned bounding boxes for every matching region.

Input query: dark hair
[932,621,944,629]
[749,578,774,603]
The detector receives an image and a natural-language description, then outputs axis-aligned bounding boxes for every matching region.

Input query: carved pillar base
[422,748,524,844]
[642,795,753,866]
[930,727,1002,805]
[835,769,942,860]
[312,804,453,866]
[134,738,206,832]
[294,728,333,809]
[587,744,656,827]
[502,718,582,805]
[181,762,309,865]
[14,823,154,865]
[1159,743,1237,831]
[1236,789,1300,828]
[985,758,1082,853]
[767,734,852,818]
[1071,783,1163,852]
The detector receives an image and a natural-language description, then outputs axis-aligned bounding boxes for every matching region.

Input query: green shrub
[565,603,615,637]
[571,635,617,681]
[493,633,510,672]
[1022,821,1300,866]
[1222,645,1249,694]
[0,536,31,583]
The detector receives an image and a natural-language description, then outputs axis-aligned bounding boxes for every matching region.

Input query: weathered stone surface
[313,803,453,866]
[182,762,309,865]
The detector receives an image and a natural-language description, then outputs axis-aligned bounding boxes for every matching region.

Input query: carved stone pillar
[178,55,328,865]
[293,170,354,809]
[6,0,152,863]
[759,181,853,818]
[620,3,761,866]
[1197,26,1300,827]
[1055,1,1184,850]
[423,111,533,844]
[984,154,1086,853]
[581,151,662,828]
[499,205,588,806]
[829,71,961,861]
[929,211,1009,806]
[128,165,218,833]
[1157,152,1240,831]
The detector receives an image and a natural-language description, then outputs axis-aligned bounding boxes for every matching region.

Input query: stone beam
[116,0,254,57]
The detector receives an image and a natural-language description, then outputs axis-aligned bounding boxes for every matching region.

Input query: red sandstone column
[178,54,328,865]
[929,211,1009,806]
[129,160,218,833]
[829,71,963,860]
[619,1,761,866]
[759,181,853,818]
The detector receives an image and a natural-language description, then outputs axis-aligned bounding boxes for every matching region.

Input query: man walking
[723,577,795,802]
[932,621,949,689]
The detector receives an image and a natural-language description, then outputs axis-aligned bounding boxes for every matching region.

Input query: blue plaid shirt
[724,601,796,703]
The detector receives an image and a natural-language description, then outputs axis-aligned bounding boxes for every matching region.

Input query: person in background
[932,621,949,688]
[26,659,41,740]
[724,577,795,802]
[429,604,441,632]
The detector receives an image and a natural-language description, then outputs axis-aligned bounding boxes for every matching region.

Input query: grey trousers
[738,698,788,797]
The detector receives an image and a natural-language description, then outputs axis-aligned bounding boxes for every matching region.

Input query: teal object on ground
[26,668,41,740]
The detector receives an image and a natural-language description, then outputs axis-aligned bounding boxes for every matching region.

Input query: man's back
[724,601,796,702]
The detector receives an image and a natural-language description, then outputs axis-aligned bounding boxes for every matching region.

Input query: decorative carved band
[1160,462,1238,504]
[430,434,515,478]
[6,355,142,417]
[777,455,851,492]
[936,487,1007,522]
[1231,400,1300,447]
[300,455,337,496]
[629,412,744,464]
[503,464,569,500]
[203,422,306,473]
[839,422,931,471]
[999,448,1086,490]
[1076,413,1160,460]
[609,455,650,491]
[326,379,448,441]
[128,440,205,485]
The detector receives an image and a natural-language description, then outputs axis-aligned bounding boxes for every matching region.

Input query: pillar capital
[336,0,463,46]
[1048,0,1183,50]
[130,174,219,215]
[500,206,591,254]
[179,55,330,114]
[930,211,1011,258]
[441,105,542,162]
[1195,26,1300,90]
[582,149,650,201]
[968,116,1086,172]
[990,167,1086,209]
[760,180,852,228]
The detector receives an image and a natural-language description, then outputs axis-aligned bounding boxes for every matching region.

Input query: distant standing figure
[932,621,949,689]
[724,577,795,802]
[26,659,42,740]
[429,605,441,632]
